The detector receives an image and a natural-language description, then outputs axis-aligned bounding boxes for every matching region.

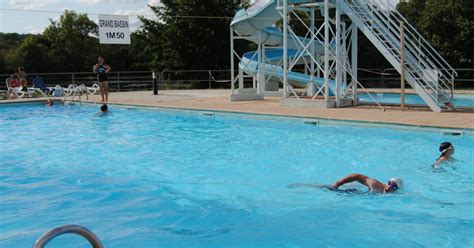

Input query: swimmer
[433,142,455,168]
[96,103,109,117]
[289,173,403,194]
[46,99,53,106]
[100,103,108,113]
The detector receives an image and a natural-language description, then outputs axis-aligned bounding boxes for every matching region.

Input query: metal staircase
[339,0,457,112]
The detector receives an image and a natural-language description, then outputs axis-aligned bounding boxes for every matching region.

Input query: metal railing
[0,71,154,92]
[342,0,458,111]
[158,69,233,90]
[1,68,471,93]
[34,224,103,248]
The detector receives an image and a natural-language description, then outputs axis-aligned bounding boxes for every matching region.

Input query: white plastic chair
[5,78,36,98]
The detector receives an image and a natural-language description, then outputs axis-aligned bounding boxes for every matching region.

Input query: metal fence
[2,68,472,91]
[0,71,154,91]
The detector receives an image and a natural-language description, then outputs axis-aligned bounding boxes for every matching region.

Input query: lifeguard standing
[93,57,111,102]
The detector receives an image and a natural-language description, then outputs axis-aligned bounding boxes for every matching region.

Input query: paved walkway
[78,90,474,129]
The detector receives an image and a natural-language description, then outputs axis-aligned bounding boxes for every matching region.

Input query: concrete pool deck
[2,89,473,129]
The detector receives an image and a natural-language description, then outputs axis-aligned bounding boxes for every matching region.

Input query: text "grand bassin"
[99,20,129,28]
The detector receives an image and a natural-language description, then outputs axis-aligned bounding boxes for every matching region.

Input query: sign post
[98,14,130,44]
[400,21,405,111]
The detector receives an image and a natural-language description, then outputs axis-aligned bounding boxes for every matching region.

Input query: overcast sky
[0,0,400,34]
[0,0,161,34]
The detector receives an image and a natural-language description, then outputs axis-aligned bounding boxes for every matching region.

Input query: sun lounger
[31,76,55,96]
[5,78,36,98]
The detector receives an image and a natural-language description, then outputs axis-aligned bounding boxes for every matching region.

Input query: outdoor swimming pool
[1,103,473,247]
[359,92,474,107]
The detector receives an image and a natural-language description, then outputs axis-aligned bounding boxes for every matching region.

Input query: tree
[397,0,473,68]
[0,33,30,73]
[5,35,52,73]
[139,0,249,72]
[43,10,99,72]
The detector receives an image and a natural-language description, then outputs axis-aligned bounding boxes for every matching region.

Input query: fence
[0,71,154,91]
[1,68,472,91]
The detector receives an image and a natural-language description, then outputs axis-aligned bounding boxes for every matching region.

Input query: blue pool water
[359,92,474,107]
[1,103,473,247]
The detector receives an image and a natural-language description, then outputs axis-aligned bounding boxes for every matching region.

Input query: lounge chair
[5,78,36,98]
[31,76,54,96]
[65,83,100,96]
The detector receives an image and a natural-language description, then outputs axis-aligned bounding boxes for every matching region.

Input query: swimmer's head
[439,142,454,156]
[386,177,403,192]
[100,103,108,112]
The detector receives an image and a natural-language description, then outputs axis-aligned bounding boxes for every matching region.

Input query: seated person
[290,173,403,194]
[8,74,22,88]
[6,75,22,99]
[433,142,455,168]
[17,66,28,90]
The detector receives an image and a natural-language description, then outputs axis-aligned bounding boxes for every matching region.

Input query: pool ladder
[33,224,103,248]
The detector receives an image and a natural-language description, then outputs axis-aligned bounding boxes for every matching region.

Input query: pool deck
[3,89,473,129]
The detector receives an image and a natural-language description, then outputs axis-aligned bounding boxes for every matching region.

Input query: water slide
[231,0,335,93]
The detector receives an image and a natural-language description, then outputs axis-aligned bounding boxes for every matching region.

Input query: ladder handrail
[33,224,104,248]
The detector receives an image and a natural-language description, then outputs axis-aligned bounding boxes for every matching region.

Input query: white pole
[230,26,234,94]
[400,21,406,111]
[324,0,329,101]
[262,43,266,93]
[257,31,262,93]
[335,5,341,106]
[283,0,288,98]
[309,8,316,96]
[351,24,358,99]
[342,23,347,90]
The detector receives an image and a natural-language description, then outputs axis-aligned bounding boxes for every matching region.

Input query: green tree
[0,33,30,73]
[140,0,248,72]
[43,10,99,72]
[5,35,52,73]
[397,0,473,68]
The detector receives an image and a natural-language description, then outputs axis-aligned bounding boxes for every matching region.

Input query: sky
[0,0,400,34]
[0,0,162,34]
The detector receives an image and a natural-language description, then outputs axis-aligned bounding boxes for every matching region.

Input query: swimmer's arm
[287,183,332,189]
[332,173,371,190]
[432,156,448,168]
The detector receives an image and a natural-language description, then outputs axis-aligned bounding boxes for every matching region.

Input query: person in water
[290,173,403,194]
[100,103,108,113]
[433,142,454,168]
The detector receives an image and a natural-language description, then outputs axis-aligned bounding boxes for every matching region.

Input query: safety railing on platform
[341,0,457,111]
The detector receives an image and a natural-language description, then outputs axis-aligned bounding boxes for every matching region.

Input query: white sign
[98,14,130,44]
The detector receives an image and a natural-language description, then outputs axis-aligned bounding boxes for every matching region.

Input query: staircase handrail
[367,1,456,90]
[356,2,449,94]
[365,1,455,97]
[350,0,454,101]
[346,2,440,98]
[368,0,457,78]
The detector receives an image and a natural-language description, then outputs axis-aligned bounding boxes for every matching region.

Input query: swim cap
[439,142,452,152]
[390,177,404,189]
